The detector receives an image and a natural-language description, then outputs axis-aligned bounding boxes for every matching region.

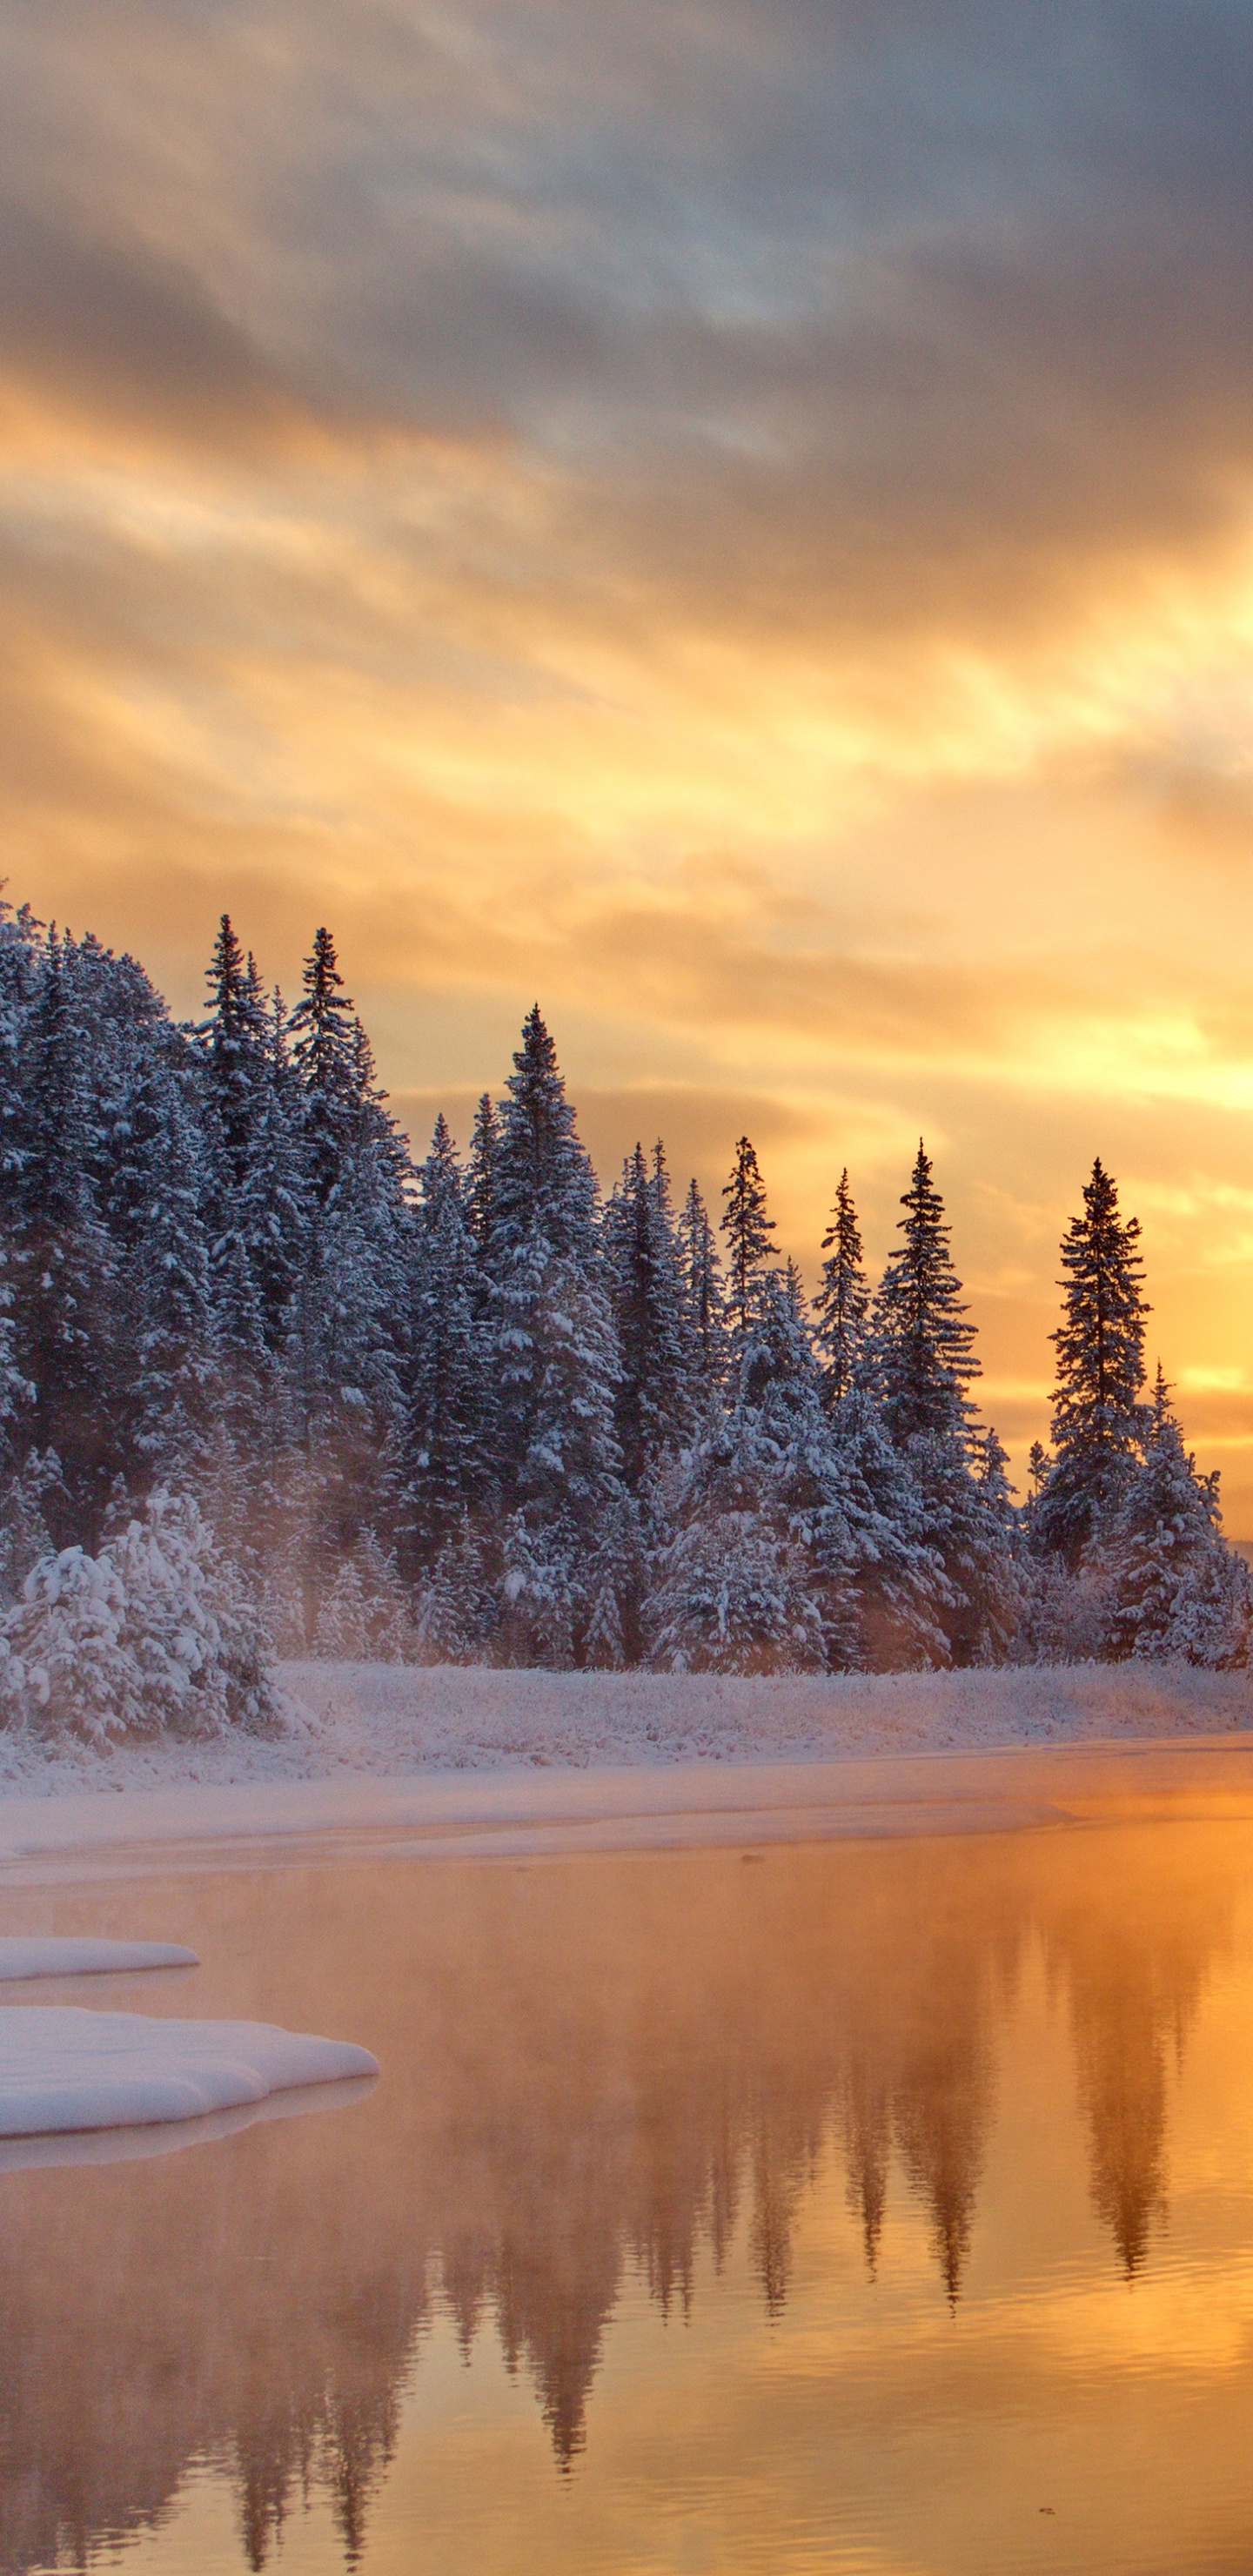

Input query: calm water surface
[3,1815,1253,2573]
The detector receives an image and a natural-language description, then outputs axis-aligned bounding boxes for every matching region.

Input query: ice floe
[0,2007,379,2137]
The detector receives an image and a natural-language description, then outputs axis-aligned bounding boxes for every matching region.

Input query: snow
[0,2007,379,2137]
[0,1661,1249,1874]
[0,1936,197,1980]
[0,1658,1248,1798]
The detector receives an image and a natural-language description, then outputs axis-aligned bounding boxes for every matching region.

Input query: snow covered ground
[0,1661,1244,1879]
[0,1658,1248,1796]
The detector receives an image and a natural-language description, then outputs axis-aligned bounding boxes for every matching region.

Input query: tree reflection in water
[0,1817,1238,2570]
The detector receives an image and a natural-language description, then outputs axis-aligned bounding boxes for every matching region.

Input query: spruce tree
[8,929,118,1547]
[720,1137,776,1349]
[602,1142,698,1491]
[288,926,360,1210]
[872,1143,978,1446]
[871,1144,1017,1664]
[466,1092,499,1257]
[677,1178,725,1385]
[814,1170,868,1408]
[395,1116,487,1576]
[1035,1158,1149,1564]
[484,1008,623,1654]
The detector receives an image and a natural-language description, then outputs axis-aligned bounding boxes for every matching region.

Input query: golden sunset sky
[4,3,1253,1514]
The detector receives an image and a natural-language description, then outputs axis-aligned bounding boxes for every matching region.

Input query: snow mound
[0,2008,379,2137]
[0,1937,197,1981]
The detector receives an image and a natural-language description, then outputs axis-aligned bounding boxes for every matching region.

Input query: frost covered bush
[312,1535,415,1661]
[0,1489,278,1741]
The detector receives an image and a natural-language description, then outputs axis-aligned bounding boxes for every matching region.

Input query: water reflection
[0,1818,1245,2572]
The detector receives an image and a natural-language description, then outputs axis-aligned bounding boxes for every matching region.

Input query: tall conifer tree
[677,1179,725,1385]
[814,1171,868,1408]
[1035,1158,1149,1563]
[720,1137,776,1349]
[872,1143,978,1447]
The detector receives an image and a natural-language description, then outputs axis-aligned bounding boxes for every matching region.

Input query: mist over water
[3,1820,1253,2573]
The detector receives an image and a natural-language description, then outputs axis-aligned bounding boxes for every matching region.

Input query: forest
[0,896,1246,1737]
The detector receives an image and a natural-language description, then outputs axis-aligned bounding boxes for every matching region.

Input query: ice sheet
[0,2007,379,2136]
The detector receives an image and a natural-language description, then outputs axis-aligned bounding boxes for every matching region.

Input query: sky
[4,0,1253,1514]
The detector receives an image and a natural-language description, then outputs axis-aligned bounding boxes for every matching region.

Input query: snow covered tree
[677,1178,726,1386]
[394,1116,489,1576]
[814,1170,868,1408]
[483,1010,623,1656]
[1035,1159,1149,1565]
[872,1145,1015,1664]
[6,929,121,1547]
[720,1137,777,1353]
[1093,1369,1250,1666]
[288,926,360,1210]
[648,1265,837,1674]
[873,1143,979,1447]
[284,932,412,1599]
[603,1143,699,1491]
[466,1091,499,1258]
[0,1488,278,1741]
[823,1387,949,1668]
[102,1020,217,1482]
[312,1533,414,1661]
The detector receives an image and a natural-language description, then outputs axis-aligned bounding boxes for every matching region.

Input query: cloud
[3,0,1253,1513]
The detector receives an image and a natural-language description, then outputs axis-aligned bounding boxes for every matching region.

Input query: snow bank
[0,2008,379,2137]
[0,1937,197,1980]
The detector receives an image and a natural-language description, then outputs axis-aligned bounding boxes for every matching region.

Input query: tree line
[0,895,1245,1726]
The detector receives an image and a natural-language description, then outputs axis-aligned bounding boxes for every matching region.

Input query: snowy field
[0,1658,1247,1797]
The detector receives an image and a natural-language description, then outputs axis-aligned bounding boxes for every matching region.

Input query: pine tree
[602,1142,699,1491]
[103,1023,217,1482]
[677,1179,725,1385]
[288,926,359,1209]
[8,929,119,1548]
[466,1092,499,1257]
[1035,1159,1149,1565]
[814,1171,868,1408]
[720,1137,776,1351]
[871,1145,1016,1664]
[872,1143,979,1446]
[394,1116,488,1576]
[485,1008,623,1654]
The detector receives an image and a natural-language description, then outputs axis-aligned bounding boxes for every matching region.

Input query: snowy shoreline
[0,1657,1249,1799]
[0,1662,1248,1876]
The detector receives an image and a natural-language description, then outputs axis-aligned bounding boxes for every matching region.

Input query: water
[3,1814,1253,2573]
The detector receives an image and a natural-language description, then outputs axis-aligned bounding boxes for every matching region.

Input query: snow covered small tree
[312,1533,413,1661]
[814,1171,868,1409]
[1093,1370,1251,1666]
[1035,1159,1149,1565]
[1,1488,278,1740]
